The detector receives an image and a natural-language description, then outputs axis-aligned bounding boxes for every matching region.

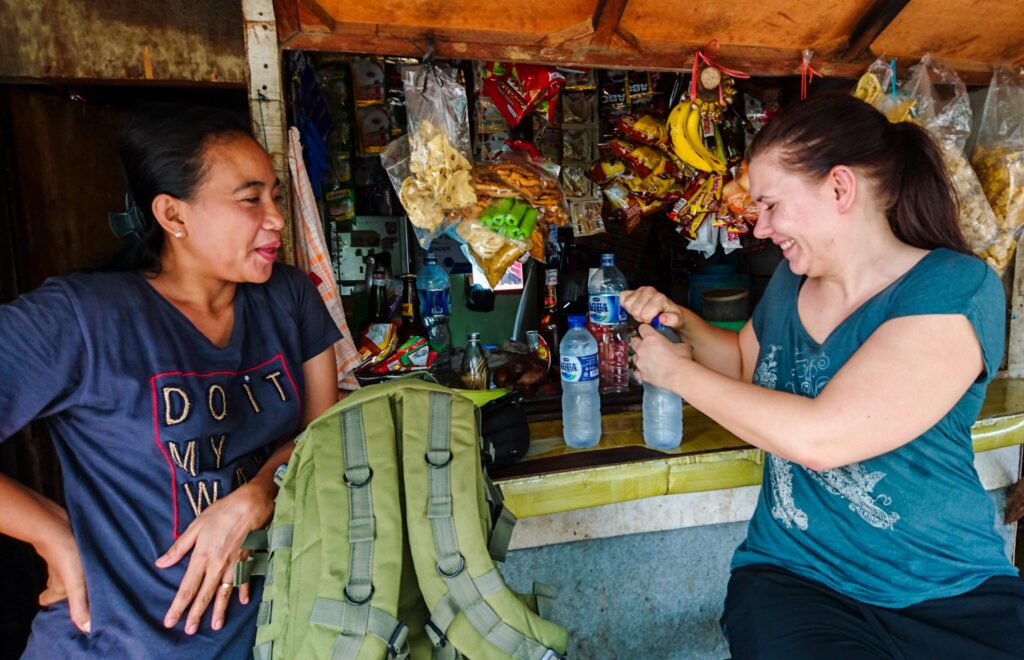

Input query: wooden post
[242,0,295,265]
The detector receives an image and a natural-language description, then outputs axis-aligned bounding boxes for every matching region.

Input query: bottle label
[420,289,451,316]
[545,270,558,286]
[401,303,413,317]
[589,293,625,324]
[560,353,599,383]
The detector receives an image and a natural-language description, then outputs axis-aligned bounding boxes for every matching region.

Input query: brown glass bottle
[538,269,565,364]
[397,273,428,343]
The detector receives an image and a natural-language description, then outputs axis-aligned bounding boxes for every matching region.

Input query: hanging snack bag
[481,62,565,128]
[972,68,1024,275]
[905,55,999,260]
[382,64,477,248]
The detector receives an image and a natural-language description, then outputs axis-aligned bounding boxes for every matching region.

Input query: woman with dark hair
[623,93,1024,657]
[0,105,340,657]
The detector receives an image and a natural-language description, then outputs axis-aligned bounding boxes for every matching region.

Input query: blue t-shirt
[0,264,341,658]
[732,249,1018,608]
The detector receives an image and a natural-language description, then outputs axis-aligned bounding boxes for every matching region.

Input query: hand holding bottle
[630,322,694,390]
[621,286,686,333]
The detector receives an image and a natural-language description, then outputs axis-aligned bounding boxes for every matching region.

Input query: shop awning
[272,0,1024,83]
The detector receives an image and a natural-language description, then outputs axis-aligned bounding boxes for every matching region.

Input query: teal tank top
[732,248,1018,607]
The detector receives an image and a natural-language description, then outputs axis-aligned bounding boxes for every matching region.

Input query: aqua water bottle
[587,253,629,393]
[559,314,602,448]
[642,315,683,449]
[416,252,451,369]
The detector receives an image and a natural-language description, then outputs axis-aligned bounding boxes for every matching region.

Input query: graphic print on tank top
[151,354,302,536]
[754,345,901,531]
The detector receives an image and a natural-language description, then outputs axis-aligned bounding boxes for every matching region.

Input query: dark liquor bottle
[538,269,565,364]
[397,273,428,344]
[368,268,390,323]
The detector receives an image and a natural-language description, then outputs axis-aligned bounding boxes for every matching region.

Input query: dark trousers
[721,564,1024,659]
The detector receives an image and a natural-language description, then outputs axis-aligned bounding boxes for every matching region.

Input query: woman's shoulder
[888,248,1002,316]
[34,271,141,307]
[899,248,996,295]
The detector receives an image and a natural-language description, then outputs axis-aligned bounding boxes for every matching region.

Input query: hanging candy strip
[689,39,751,103]
[800,49,823,101]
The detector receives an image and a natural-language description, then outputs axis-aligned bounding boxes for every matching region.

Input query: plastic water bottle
[416,252,451,369]
[642,316,683,449]
[559,315,602,448]
[587,253,629,393]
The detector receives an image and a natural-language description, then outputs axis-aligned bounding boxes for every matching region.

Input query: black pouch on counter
[479,391,530,468]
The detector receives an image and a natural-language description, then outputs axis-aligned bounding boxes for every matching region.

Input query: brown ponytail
[748,93,970,255]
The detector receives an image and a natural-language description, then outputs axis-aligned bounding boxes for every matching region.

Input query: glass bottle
[397,273,428,344]
[459,332,489,390]
[538,268,565,366]
[369,268,390,323]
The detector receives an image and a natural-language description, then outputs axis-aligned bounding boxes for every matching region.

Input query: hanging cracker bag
[971,68,1024,275]
[905,55,999,259]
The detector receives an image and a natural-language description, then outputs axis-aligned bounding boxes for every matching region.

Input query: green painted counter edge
[499,412,1024,519]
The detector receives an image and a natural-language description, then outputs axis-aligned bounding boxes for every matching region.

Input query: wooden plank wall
[0,0,246,85]
[3,88,123,289]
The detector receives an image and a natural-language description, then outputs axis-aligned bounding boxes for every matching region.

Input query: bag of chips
[972,68,1024,275]
[383,64,477,248]
[905,55,999,260]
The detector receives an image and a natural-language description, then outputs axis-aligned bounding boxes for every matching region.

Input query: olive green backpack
[238,379,568,660]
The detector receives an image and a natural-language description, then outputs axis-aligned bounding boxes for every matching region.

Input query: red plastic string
[690,39,751,103]
[800,49,823,100]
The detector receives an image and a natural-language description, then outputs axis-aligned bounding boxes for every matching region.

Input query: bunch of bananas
[667,99,727,174]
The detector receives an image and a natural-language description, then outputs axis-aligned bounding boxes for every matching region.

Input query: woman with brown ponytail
[623,93,1024,658]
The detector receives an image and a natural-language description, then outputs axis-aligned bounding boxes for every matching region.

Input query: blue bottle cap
[651,315,662,329]
[600,253,615,266]
[567,314,587,328]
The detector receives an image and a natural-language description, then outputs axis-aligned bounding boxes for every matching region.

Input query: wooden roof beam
[590,0,639,51]
[839,0,911,61]
[297,0,336,34]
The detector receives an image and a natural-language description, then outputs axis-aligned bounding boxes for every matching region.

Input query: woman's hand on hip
[35,508,91,634]
[631,322,693,390]
[621,287,684,331]
[156,480,274,634]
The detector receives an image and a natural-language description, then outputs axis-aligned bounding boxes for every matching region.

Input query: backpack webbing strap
[257,601,273,626]
[424,393,565,660]
[342,406,376,607]
[532,583,557,621]
[253,641,272,660]
[309,598,410,659]
[234,525,291,585]
[486,490,517,563]
[233,552,269,585]
[424,569,506,645]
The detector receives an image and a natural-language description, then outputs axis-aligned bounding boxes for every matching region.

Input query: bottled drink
[416,252,452,369]
[369,268,390,323]
[397,273,428,344]
[642,316,683,449]
[559,315,601,448]
[587,253,629,393]
[538,269,565,367]
[460,332,489,390]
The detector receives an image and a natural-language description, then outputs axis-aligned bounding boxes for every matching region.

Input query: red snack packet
[606,139,666,178]
[482,62,566,128]
[616,114,668,146]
